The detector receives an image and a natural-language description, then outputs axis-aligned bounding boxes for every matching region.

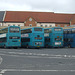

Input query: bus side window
[21,38,30,42]
[45,38,50,42]
[0,37,7,42]
[21,29,32,34]
[68,38,71,42]
[64,38,68,42]
[71,38,73,42]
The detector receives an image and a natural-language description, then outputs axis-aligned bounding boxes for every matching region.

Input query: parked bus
[44,27,63,48]
[21,27,44,48]
[0,26,21,48]
[63,28,75,48]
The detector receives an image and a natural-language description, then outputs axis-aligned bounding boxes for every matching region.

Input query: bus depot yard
[0,26,75,48]
[0,48,75,75]
[0,26,75,75]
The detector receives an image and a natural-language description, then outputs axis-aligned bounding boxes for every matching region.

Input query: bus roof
[21,27,43,30]
[44,27,62,29]
[0,26,20,30]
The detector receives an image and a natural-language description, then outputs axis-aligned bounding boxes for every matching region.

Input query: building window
[13,24,15,26]
[50,25,52,27]
[41,25,43,27]
[65,25,67,27]
[29,24,32,27]
[45,25,47,27]
[58,25,60,27]
[8,24,10,26]
[18,25,20,26]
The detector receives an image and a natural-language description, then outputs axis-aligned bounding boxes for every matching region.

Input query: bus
[63,28,75,48]
[0,26,21,48]
[21,27,44,48]
[44,27,63,48]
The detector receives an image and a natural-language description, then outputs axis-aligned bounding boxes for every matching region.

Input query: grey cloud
[0,0,75,13]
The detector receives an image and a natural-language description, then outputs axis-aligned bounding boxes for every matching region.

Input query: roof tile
[4,11,75,23]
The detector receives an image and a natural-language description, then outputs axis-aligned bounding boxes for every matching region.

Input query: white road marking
[1,69,75,72]
[0,56,3,65]
[1,51,75,59]
[0,74,2,75]
[8,52,75,58]
[0,69,7,73]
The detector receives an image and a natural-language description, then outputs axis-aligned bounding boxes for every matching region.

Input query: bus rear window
[10,27,19,33]
[34,28,42,31]
[54,28,61,31]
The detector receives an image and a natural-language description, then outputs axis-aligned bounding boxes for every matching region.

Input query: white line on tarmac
[0,56,3,65]
[0,69,7,73]
[1,69,75,72]
[0,53,75,59]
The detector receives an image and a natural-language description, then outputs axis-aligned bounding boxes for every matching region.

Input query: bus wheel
[4,45,6,48]
[68,45,71,48]
[26,45,29,48]
[46,45,48,48]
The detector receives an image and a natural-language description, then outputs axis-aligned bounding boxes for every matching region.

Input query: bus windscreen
[10,27,19,33]
[34,28,42,31]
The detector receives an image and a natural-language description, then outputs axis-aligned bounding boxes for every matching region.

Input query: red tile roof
[4,11,75,23]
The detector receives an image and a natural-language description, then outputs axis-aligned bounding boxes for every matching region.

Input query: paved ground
[0,48,75,75]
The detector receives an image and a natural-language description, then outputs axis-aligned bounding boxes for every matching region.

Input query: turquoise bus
[21,27,44,48]
[63,28,75,48]
[44,27,63,48]
[0,26,21,48]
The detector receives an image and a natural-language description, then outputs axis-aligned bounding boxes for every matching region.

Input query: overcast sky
[0,0,75,13]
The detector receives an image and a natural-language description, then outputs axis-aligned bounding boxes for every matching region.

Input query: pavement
[0,48,75,75]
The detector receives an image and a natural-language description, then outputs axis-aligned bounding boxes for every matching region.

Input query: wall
[24,17,37,27]
[37,23,55,27]
[55,24,70,27]
[70,19,75,25]
[0,22,2,26]
[2,22,24,26]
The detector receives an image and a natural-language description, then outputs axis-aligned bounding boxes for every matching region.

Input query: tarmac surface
[0,48,75,75]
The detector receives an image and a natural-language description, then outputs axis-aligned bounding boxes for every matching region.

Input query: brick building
[0,11,75,27]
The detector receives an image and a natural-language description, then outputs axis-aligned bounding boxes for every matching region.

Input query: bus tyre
[46,45,48,48]
[4,45,6,48]
[26,45,29,48]
[68,45,71,48]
